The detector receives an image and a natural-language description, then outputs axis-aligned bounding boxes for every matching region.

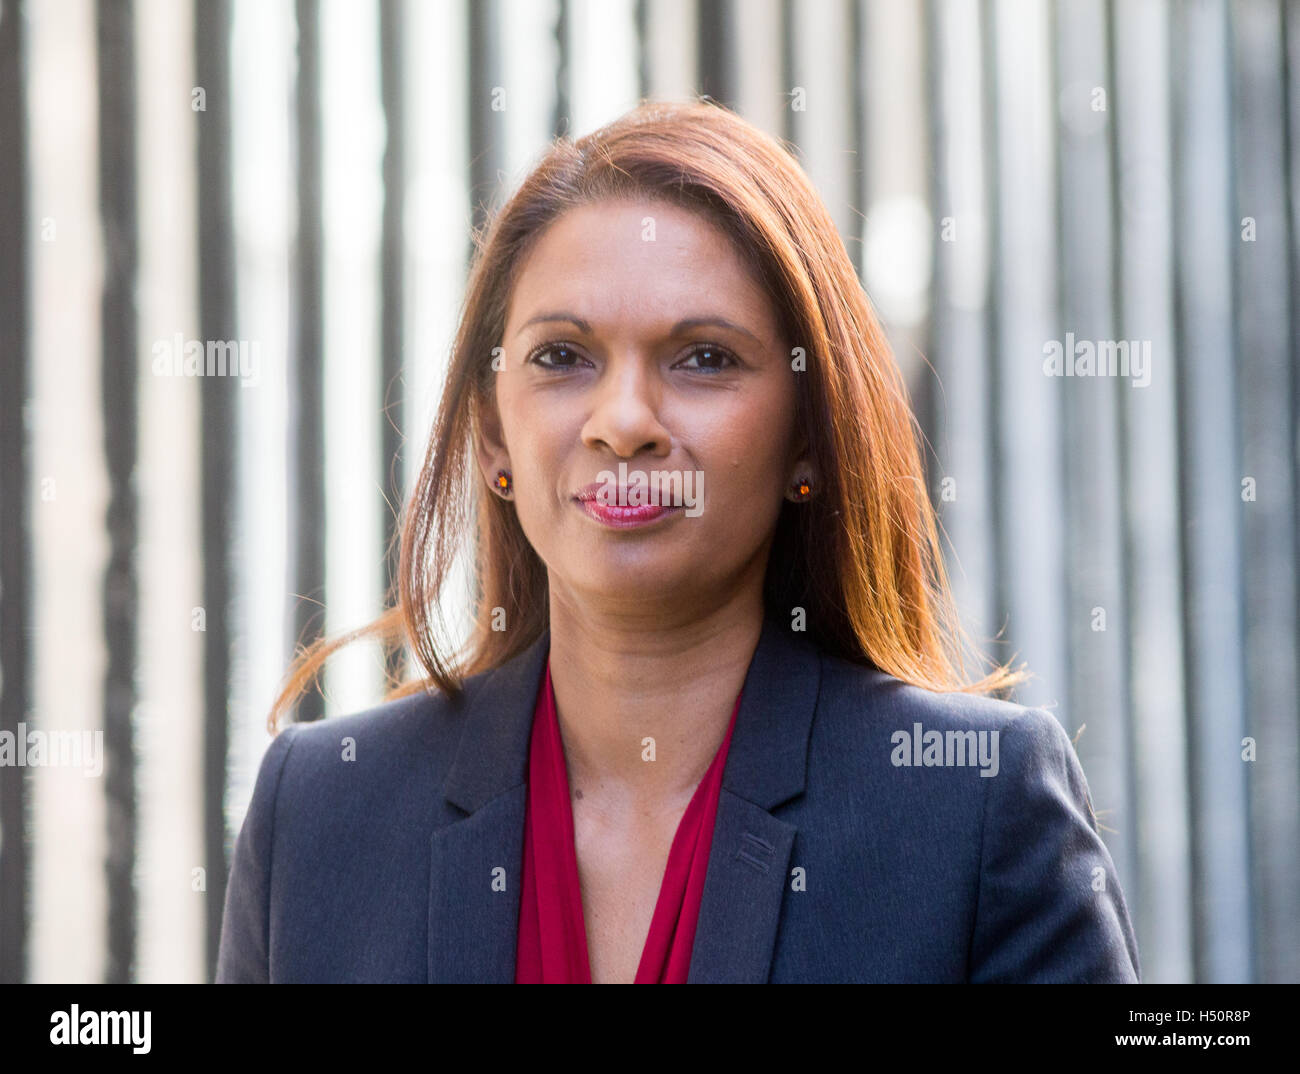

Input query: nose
[579,353,673,458]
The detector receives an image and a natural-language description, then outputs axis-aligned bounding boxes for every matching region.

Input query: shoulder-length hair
[267,97,1025,732]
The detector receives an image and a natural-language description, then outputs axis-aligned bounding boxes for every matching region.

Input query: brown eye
[529,343,586,370]
[676,344,736,372]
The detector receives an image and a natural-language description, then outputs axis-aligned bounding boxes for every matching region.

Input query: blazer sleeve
[215,723,301,983]
[967,707,1141,983]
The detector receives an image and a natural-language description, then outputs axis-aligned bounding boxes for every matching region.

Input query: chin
[564,553,702,599]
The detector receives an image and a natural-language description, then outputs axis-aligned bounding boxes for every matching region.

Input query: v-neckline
[522,657,741,983]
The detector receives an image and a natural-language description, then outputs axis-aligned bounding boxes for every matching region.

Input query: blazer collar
[428,615,823,983]
[442,613,822,814]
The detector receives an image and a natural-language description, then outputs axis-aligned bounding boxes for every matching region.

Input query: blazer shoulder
[810,650,1139,981]
[814,647,1048,736]
[806,648,1096,811]
[217,676,492,982]
[265,671,493,809]
[812,648,1102,845]
[283,681,469,756]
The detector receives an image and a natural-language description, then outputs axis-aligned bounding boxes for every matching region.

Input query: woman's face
[479,197,810,615]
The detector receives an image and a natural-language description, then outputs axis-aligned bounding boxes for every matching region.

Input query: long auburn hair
[267,97,1026,733]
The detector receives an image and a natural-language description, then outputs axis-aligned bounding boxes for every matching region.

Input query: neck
[544,585,765,815]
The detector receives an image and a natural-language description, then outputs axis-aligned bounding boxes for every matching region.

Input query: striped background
[0,0,1295,983]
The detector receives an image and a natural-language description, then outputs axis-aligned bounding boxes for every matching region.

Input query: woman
[216,99,1140,984]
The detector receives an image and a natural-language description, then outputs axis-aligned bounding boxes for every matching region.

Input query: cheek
[498,395,572,526]
[498,384,555,472]
[707,396,794,486]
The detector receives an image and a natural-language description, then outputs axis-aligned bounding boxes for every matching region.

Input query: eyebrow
[516,311,763,346]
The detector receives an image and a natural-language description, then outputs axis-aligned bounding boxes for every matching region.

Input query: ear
[474,380,510,492]
[784,451,817,502]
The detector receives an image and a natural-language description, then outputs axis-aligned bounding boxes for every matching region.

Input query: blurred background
[0,0,1296,984]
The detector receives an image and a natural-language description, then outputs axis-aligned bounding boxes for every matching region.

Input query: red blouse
[515,656,742,983]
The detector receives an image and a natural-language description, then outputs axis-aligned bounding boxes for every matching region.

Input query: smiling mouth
[574,498,682,529]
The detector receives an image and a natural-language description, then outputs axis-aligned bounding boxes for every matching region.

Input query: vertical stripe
[96,0,139,985]
[1278,0,1300,988]
[860,0,929,368]
[642,0,697,103]
[500,0,560,179]
[0,0,31,986]
[1233,0,1299,985]
[320,0,384,717]
[29,0,107,983]
[554,0,570,136]
[470,0,505,234]
[135,0,205,982]
[1054,0,1135,915]
[697,0,732,106]
[635,0,649,99]
[780,0,795,143]
[788,0,855,245]
[380,0,406,686]
[1171,0,1253,983]
[925,0,998,666]
[404,0,472,657]
[988,0,1068,715]
[194,0,235,980]
[731,0,783,135]
[227,0,295,904]
[566,0,639,136]
[849,0,864,238]
[291,0,325,723]
[1112,0,1193,983]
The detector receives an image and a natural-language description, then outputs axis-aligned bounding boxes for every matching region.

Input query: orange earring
[495,469,512,495]
[792,476,812,501]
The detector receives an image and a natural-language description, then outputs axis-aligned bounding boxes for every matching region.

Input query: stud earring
[790,476,812,502]
[495,469,512,496]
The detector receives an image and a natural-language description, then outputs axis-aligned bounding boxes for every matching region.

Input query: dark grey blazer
[215,616,1140,983]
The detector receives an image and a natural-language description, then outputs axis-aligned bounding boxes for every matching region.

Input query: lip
[573,481,686,503]
[575,497,681,529]
[575,481,647,503]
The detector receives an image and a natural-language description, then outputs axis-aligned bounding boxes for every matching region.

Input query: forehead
[505,198,779,341]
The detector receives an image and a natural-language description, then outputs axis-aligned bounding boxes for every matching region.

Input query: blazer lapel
[426,616,821,984]
[687,619,820,982]
[428,632,549,983]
